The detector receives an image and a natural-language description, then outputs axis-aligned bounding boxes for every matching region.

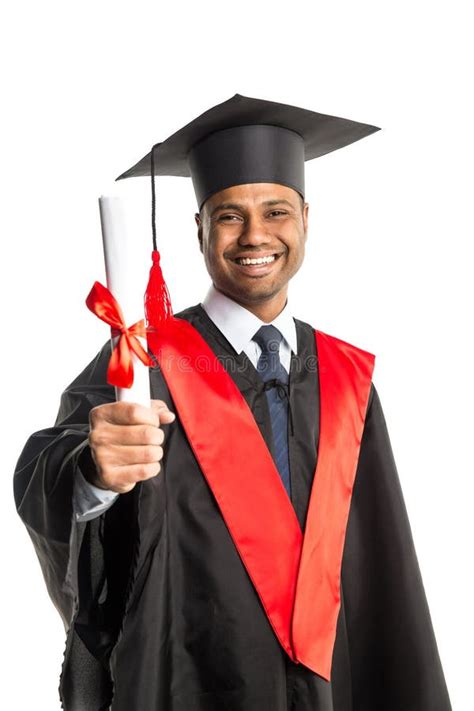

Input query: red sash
[148,319,375,681]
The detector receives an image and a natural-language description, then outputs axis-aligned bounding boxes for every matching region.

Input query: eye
[268,210,288,218]
[218,214,243,222]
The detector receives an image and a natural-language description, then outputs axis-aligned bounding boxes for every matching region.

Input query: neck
[215,285,289,323]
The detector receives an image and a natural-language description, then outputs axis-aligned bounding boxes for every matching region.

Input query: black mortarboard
[116,93,380,210]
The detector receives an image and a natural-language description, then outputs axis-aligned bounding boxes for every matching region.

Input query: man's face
[195,183,309,311]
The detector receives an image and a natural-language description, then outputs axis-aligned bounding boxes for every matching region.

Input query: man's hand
[86,400,176,494]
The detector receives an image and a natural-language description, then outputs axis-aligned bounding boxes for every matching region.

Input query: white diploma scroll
[99,195,152,405]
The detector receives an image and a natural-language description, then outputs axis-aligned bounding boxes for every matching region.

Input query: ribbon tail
[108,334,134,388]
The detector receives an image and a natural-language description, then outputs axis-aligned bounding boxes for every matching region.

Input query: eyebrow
[210,198,295,218]
[210,202,244,217]
[262,199,295,209]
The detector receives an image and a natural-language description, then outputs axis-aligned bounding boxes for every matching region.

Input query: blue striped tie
[253,325,291,498]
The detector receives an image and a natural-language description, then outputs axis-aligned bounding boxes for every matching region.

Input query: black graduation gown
[13,304,452,711]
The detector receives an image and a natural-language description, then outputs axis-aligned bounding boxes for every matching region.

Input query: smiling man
[14,95,452,711]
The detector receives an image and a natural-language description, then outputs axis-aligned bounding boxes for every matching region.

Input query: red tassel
[145,249,173,330]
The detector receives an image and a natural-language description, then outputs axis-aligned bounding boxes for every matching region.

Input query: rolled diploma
[99,195,151,405]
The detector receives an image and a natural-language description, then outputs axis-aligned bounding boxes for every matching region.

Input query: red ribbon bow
[86,281,154,388]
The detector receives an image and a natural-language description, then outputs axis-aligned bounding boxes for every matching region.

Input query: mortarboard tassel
[145,250,173,329]
[145,144,173,330]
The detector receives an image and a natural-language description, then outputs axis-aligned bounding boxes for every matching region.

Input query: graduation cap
[117,92,380,210]
[116,93,380,331]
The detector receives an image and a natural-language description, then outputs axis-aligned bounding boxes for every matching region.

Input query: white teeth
[237,255,276,266]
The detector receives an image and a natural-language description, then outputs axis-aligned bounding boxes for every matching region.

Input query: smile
[231,252,282,265]
[237,255,275,265]
[228,252,283,277]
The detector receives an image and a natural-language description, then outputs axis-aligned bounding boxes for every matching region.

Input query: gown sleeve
[341,383,452,710]
[13,341,116,627]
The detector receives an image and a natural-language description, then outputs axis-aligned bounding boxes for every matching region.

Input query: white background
[1,1,472,708]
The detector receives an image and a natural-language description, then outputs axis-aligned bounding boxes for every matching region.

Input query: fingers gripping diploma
[87,400,176,494]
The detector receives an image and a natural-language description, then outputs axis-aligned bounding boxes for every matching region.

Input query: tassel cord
[151,143,158,252]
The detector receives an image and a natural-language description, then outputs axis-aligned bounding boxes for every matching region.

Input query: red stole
[148,318,375,681]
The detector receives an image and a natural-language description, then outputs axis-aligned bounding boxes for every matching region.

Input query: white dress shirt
[201,283,297,372]
[73,284,297,522]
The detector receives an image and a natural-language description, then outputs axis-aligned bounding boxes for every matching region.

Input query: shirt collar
[201,283,298,355]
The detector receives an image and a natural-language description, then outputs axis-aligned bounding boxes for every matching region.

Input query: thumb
[151,399,176,424]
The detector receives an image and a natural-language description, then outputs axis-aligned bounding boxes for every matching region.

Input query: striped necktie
[253,324,291,498]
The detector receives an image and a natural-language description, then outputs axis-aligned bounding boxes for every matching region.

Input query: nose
[238,214,271,246]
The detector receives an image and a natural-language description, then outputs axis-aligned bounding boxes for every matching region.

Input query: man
[14,95,452,710]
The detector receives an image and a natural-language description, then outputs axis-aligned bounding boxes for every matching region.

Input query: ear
[303,202,309,240]
[195,212,204,253]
